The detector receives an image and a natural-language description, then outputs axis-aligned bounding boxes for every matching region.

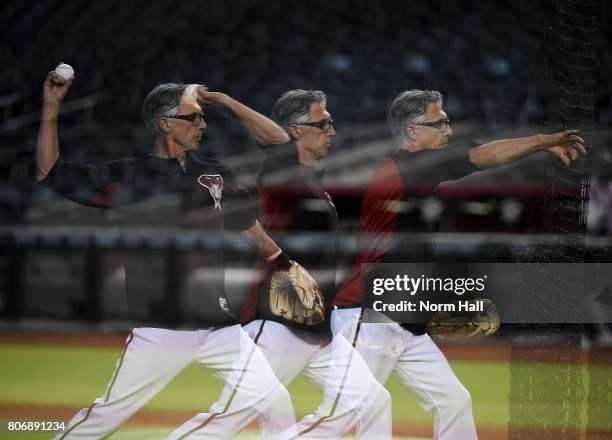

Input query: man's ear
[288,124,301,140]
[404,124,416,141]
[158,117,172,134]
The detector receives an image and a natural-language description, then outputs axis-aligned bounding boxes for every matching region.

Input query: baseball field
[0,332,610,440]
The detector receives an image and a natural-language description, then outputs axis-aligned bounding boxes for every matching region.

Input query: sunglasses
[295,119,335,133]
[415,119,451,130]
[167,112,205,125]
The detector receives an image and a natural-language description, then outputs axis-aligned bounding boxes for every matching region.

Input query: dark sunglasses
[296,119,334,132]
[415,119,451,130]
[167,112,205,125]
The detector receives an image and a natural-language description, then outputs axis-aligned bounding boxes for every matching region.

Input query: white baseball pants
[332,307,478,440]
[243,319,392,440]
[56,325,295,440]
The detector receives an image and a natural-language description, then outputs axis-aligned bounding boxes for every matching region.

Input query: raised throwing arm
[36,71,74,181]
[197,87,290,146]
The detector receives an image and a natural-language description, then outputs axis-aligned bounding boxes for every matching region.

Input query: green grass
[0,345,511,425]
[0,344,610,435]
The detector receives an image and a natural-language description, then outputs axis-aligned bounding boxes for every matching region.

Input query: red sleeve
[334,157,403,306]
[258,187,289,231]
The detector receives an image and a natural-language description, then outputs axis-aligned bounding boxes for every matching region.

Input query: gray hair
[387,90,443,144]
[141,83,189,134]
[271,89,327,130]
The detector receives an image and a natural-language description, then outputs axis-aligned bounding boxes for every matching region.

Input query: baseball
[54,63,74,84]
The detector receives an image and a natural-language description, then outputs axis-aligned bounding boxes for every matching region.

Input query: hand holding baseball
[541,129,587,167]
[43,64,75,107]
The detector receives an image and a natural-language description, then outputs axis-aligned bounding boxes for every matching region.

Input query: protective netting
[508,0,602,438]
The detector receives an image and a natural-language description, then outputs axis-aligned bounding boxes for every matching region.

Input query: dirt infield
[4,404,612,440]
[0,403,505,439]
[0,330,129,348]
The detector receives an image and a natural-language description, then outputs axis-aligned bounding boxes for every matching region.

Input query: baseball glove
[427,299,500,340]
[268,254,325,326]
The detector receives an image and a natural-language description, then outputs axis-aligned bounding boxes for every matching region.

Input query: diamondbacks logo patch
[219,297,229,312]
[197,174,224,210]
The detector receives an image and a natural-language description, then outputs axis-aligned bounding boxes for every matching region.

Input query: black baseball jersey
[41,151,257,327]
[241,142,338,336]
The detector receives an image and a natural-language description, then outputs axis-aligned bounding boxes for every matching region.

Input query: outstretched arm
[468,130,587,169]
[36,71,74,181]
[196,87,290,146]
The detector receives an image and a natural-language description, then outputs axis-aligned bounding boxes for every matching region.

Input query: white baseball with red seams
[54,63,74,84]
